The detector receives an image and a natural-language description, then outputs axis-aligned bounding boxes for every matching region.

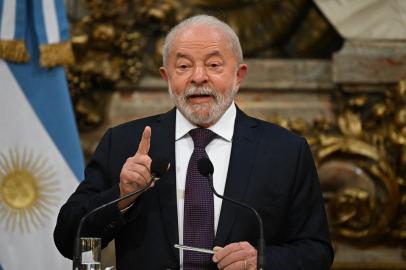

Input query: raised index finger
[136,126,151,155]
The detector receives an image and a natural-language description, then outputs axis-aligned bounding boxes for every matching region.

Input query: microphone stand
[198,158,265,270]
[73,169,166,270]
[206,172,265,270]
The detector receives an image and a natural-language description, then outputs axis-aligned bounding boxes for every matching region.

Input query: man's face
[160,25,247,127]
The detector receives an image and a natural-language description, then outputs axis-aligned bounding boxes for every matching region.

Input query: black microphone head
[197,158,214,176]
[151,157,169,177]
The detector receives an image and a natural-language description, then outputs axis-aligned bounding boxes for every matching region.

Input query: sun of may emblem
[0,148,60,233]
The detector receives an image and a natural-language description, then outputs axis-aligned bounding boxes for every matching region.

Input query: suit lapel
[149,108,179,262]
[214,108,260,247]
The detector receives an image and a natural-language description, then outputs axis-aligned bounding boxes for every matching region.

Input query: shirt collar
[175,102,236,142]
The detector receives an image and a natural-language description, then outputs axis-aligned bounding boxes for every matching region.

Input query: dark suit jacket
[54,108,333,269]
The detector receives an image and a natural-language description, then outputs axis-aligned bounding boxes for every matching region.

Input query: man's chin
[192,106,211,115]
[179,102,226,126]
[186,104,212,116]
[184,109,215,127]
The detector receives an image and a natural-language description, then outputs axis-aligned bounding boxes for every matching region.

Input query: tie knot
[189,128,216,148]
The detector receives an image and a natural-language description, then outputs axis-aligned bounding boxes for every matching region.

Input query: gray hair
[162,15,243,67]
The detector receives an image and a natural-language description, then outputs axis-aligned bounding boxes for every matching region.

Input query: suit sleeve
[265,137,334,270]
[53,128,138,259]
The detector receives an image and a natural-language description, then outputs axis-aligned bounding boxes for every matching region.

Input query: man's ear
[159,67,169,81]
[236,64,248,86]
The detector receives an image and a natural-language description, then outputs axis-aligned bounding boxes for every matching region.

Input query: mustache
[184,86,218,98]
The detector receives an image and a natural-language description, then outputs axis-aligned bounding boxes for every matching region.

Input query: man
[54,15,333,269]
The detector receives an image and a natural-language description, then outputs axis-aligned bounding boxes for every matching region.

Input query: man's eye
[178,64,189,69]
[208,63,221,68]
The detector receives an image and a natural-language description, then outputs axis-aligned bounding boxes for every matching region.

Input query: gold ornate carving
[68,0,149,130]
[310,82,405,241]
[268,81,406,243]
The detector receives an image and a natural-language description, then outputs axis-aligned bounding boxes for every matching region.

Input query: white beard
[168,79,238,126]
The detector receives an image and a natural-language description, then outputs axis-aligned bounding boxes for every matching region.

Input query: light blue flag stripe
[14,0,26,39]
[0,1,3,33]
[32,0,48,44]
[54,0,69,40]
[7,1,84,180]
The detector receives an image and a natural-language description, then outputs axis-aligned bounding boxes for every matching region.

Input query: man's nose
[191,66,208,85]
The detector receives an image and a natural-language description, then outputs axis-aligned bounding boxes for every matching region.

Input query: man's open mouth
[188,94,212,98]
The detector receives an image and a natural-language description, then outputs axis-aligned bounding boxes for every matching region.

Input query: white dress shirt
[175,102,236,267]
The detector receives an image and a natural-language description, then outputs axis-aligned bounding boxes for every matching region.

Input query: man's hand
[118,126,152,210]
[213,241,257,270]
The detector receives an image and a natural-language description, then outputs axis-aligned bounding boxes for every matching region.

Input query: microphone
[73,157,169,270]
[197,158,265,270]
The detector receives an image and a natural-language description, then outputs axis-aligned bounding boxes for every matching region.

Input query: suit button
[109,221,117,229]
[105,221,116,230]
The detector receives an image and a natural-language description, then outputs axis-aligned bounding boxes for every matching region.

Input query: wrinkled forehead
[170,24,233,52]
[177,24,225,39]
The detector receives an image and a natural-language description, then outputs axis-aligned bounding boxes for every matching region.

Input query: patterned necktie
[183,128,216,269]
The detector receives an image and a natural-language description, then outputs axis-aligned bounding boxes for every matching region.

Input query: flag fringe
[0,40,30,63]
[40,41,75,68]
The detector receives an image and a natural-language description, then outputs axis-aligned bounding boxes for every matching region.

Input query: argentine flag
[0,1,84,269]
